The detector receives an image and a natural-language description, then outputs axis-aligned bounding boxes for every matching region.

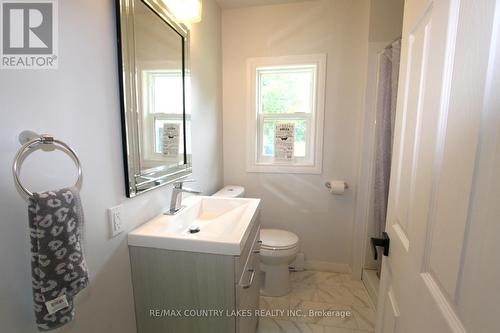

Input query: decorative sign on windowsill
[275,123,294,161]
[162,123,180,156]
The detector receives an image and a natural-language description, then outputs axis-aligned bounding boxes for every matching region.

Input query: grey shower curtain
[373,39,401,238]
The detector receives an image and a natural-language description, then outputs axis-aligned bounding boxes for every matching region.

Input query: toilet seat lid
[260,229,299,250]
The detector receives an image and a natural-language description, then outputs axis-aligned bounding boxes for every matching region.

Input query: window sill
[246,163,322,174]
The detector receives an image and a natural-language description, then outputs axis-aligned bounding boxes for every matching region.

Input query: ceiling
[216,0,316,9]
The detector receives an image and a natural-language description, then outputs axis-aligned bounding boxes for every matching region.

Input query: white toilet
[213,185,300,297]
[212,185,245,198]
[259,229,299,296]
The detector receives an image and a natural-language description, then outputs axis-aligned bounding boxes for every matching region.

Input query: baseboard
[362,269,379,307]
[304,260,352,274]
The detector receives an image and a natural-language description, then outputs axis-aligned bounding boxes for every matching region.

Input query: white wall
[190,0,224,194]
[368,0,404,43]
[221,0,370,270]
[0,0,222,332]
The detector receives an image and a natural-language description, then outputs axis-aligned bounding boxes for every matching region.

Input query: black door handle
[370,232,390,260]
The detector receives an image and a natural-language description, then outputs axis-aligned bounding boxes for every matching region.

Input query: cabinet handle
[253,239,262,254]
[240,268,255,289]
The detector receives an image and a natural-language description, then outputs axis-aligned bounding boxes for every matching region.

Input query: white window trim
[246,54,326,174]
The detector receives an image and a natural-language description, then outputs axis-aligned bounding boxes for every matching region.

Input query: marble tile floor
[257,270,376,333]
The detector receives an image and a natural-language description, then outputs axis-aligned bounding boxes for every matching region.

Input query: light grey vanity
[128,196,261,333]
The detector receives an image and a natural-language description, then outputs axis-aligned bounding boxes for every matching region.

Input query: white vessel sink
[128,196,261,255]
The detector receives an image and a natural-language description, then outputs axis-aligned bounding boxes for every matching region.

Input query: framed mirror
[116,0,192,197]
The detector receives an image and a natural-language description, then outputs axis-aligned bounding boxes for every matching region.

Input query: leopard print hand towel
[28,187,88,331]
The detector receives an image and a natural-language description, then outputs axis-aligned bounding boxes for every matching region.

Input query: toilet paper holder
[324,181,349,191]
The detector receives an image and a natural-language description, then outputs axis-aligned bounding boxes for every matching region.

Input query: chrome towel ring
[13,131,82,198]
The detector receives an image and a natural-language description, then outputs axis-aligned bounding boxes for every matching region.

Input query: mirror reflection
[116,0,192,197]
[135,0,189,170]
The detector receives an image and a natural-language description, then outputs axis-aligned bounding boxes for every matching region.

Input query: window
[247,54,326,173]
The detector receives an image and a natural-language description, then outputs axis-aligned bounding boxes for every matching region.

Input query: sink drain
[188,225,200,234]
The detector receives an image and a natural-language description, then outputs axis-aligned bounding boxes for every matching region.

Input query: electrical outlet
[108,205,124,238]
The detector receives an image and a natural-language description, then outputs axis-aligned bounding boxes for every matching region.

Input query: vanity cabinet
[128,220,261,333]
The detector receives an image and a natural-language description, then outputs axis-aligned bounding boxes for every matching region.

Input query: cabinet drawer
[235,218,261,280]
[237,234,260,289]
[236,230,260,333]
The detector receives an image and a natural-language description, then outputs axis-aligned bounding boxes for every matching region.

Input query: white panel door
[376,0,500,332]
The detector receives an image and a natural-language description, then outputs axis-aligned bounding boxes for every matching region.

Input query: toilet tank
[212,185,245,198]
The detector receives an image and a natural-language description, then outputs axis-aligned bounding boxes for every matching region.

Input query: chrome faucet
[166,180,201,215]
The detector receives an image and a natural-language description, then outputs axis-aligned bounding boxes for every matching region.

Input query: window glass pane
[259,68,314,114]
[262,118,307,157]
[151,72,183,114]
